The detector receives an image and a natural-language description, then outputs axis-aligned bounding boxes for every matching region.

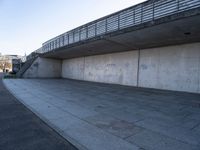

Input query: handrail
[33,0,200,54]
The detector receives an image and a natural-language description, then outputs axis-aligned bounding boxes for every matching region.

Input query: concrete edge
[2,79,88,150]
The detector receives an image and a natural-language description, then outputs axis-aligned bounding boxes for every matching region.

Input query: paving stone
[85,113,144,138]
[126,129,200,150]
[135,118,200,145]
[61,118,139,150]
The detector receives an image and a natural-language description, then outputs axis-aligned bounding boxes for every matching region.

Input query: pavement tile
[85,113,144,138]
[126,129,200,150]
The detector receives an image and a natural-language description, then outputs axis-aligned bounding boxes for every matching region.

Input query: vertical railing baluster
[177,0,180,12]
[95,23,97,36]
[86,26,88,39]
[59,37,61,47]
[63,35,64,46]
[141,4,143,23]
[67,33,69,45]
[118,14,120,30]
[133,8,135,25]
[73,31,75,43]
[153,0,155,20]
[79,29,81,42]
[105,18,108,33]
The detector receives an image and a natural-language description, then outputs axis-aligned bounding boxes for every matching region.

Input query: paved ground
[3,78,200,150]
[0,74,78,150]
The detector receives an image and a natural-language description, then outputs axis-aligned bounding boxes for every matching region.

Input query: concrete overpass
[20,0,200,94]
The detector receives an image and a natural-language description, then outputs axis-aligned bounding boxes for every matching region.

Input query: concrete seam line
[198,51,200,93]
[2,79,88,150]
[83,56,86,80]
[157,49,161,87]
[137,49,140,87]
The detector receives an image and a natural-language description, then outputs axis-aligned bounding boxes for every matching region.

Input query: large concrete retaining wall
[62,57,85,80]
[84,51,139,86]
[138,43,200,93]
[62,42,200,93]
[62,51,139,86]
[23,57,62,78]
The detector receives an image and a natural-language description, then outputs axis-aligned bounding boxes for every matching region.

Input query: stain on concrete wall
[139,42,200,93]
[62,57,85,80]
[62,51,139,86]
[84,51,139,86]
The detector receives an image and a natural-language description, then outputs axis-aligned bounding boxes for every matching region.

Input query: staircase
[16,57,38,78]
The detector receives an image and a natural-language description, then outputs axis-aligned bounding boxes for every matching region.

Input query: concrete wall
[62,51,139,86]
[139,43,200,93]
[62,57,85,80]
[23,57,61,78]
[62,42,200,93]
[84,51,139,86]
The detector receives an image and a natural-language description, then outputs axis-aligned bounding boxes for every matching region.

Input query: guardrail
[26,47,42,61]
[36,0,200,54]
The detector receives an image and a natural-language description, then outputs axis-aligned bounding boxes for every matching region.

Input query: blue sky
[0,0,145,55]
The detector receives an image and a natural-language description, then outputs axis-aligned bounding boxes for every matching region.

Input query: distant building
[12,59,21,73]
[0,55,24,72]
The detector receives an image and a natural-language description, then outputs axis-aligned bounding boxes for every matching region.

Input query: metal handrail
[34,0,200,54]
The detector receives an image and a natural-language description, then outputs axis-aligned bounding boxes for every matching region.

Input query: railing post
[86,26,88,39]
[95,23,97,36]
[105,18,108,33]
[79,28,81,41]
[153,0,155,20]
[177,0,180,12]
[133,8,135,25]
[73,31,75,43]
[118,14,120,30]
[67,33,69,44]
[62,34,65,46]
[58,37,60,48]
[141,4,143,23]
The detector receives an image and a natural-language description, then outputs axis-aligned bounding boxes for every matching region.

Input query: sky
[0,0,146,56]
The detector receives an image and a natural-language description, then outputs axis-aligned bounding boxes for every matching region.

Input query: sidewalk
[0,73,77,150]
[3,78,200,150]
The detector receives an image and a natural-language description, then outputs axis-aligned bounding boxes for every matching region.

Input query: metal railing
[36,0,200,54]
[26,47,42,60]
